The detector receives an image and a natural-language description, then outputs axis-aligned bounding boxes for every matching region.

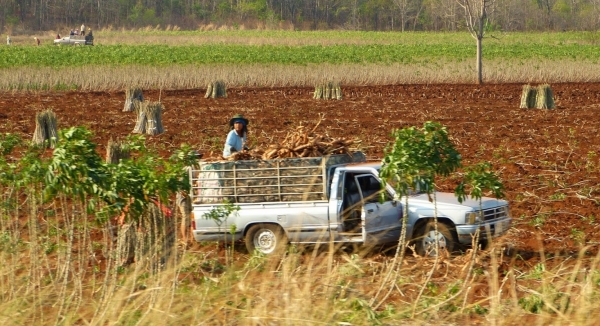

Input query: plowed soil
[2,83,600,259]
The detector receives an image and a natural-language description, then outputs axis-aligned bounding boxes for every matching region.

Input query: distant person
[85,28,94,44]
[56,34,60,39]
[34,37,40,46]
[223,114,249,158]
[70,30,74,36]
[6,35,10,45]
[81,24,86,36]
[75,29,79,35]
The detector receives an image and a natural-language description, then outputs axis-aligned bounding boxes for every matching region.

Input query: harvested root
[260,114,357,160]
[203,113,358,162]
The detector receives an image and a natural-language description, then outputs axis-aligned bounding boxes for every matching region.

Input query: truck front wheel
[245,224,288,255]
[414,221,457,257]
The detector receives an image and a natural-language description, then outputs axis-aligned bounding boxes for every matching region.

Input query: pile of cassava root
[259,127,355,160]
[206,116,359,161]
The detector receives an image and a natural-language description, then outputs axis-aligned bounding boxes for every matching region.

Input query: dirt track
[2,83,600,257]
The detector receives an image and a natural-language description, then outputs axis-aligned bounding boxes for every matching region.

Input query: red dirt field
[2,82,600,259]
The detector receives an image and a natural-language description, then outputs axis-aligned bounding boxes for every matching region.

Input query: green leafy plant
[455,161,505,250]
[42,126,196,224]
[549,191,566,201]
[570,228,585,245]
[202,200,240,228]
[523,263,546,281]
[455,162,505,204]
[375,121,461,311]
[529,214,547,227]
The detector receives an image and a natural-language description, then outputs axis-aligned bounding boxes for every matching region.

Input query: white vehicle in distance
[53,34,93,46]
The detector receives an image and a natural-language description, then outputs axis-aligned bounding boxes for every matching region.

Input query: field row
[34,30,600,46]
[2,42,600,68]
[2,59,600,91]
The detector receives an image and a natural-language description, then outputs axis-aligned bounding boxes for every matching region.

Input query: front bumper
[456,217,512,245]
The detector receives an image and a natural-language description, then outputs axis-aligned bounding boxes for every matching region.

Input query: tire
[245,224,287,255]
[414,220,457,257]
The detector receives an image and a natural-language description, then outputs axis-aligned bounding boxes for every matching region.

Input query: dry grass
[2,155,600,324]
[2,59,600,92]
[2,209,600,325]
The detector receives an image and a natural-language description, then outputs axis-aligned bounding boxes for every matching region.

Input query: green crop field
[2,43,600,68]
[1,30,600,90]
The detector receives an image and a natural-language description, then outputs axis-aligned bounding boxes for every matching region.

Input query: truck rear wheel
[414,220,457,257]
[245,224,287,255]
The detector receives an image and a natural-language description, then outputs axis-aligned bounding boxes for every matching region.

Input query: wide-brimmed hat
[229,114,249,127]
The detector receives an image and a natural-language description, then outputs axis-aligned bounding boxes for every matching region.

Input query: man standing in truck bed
[223,114,249,158]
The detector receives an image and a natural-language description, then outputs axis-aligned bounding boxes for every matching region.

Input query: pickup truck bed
[191,152,366,204]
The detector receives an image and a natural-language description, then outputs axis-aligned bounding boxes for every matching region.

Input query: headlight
[502,205,510,217]
[466,212,479,224]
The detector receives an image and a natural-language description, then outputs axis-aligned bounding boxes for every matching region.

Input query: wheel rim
[253,229,277,254]
[421,230,447,256]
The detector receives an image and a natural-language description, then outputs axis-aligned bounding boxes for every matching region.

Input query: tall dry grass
[2,182,600,324]
[2,59,600,92]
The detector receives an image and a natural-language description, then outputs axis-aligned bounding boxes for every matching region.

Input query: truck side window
[357,175,390,203]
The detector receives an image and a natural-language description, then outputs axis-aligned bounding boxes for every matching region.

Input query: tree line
[2,0,599,33]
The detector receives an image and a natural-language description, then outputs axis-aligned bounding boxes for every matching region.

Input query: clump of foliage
[40,126,197,222]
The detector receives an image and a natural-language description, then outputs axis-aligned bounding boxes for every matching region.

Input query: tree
[457,0,496,84]
[372,121,461,309]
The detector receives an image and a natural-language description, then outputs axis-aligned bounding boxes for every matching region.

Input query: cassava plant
[202,200,240,264]
[454,161,505,250]
[43,126,198,224]
[373,121,461,309]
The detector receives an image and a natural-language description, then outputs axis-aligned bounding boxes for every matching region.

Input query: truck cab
[330,163,511,255]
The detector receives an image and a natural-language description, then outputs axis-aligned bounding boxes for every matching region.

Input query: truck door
[355,174,403,245]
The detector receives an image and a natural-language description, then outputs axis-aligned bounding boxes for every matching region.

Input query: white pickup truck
[189,152,511,255]
[54,34,94,46]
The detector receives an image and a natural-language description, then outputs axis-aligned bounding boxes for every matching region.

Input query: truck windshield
[376,168,426,196]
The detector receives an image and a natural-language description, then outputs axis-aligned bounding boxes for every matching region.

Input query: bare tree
[457,0,495,84]
[394,0,410,31]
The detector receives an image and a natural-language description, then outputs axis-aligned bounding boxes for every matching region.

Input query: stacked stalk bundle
[314,81,342,100]
[134,201,174,272]
[535,84,556,109]
[132,104,147,134]
[144,101,165,135]
[519,84,537,109]
[32,109,59,148]
[132,101,165,135]
[123,88,144,112]
[45,111,59,144]
[114,201,174,269]
[32,112,45,145]
[105,138,131,164]
[204,80,227,98]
